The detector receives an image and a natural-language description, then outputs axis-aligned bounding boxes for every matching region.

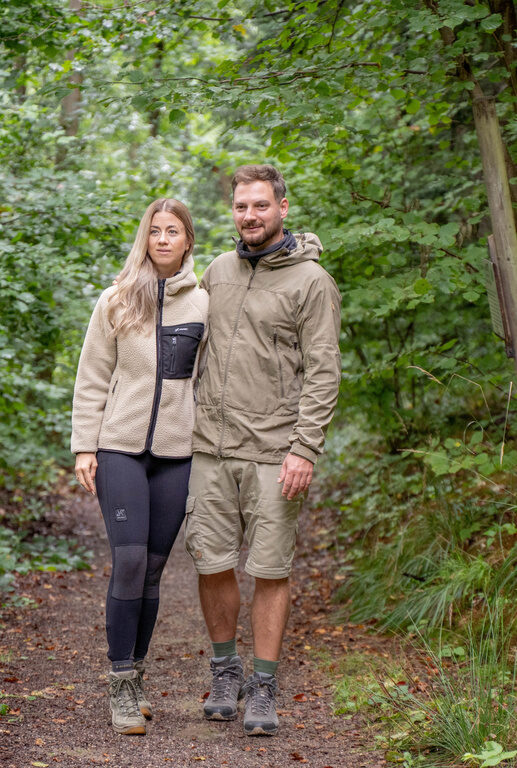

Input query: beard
[238,218,283,249]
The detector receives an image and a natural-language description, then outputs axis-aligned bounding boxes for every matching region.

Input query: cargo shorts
[184,452,304,579]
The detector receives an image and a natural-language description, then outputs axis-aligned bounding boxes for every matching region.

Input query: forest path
[0,489,388,768]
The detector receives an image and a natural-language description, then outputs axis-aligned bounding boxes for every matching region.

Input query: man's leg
[198,569,241,642]
[240,460,303,736]
[198,569,244,720]
[251,576,290,661]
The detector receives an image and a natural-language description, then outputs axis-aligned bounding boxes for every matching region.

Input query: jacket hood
[165,253,198,295]
[257,233,323,269]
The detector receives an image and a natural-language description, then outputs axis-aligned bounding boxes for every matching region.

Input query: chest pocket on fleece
[161,322,204,380]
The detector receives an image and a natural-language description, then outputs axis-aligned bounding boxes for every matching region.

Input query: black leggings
[95,450,191,664]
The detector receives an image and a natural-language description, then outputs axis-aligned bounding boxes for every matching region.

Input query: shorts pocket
[184,496,204,563]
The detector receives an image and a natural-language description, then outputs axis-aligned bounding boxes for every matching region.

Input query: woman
[71,199,208,736]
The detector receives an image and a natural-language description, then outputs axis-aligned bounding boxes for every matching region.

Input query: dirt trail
[0,491,387,768]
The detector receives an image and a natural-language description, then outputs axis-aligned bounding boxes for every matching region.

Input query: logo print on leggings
[115,507,127,522]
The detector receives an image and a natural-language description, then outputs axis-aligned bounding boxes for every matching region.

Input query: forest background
[1,0,517,765]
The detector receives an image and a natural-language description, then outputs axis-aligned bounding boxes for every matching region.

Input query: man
[185,164,341,736]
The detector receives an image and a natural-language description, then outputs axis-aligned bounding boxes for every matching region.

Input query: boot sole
[204,711,237,721]
[140,706,152,720]
[112,723,146,735]
[245,725,278,736]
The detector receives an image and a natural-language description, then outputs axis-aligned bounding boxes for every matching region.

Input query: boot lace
[110,676,141,717]
[242,676,277,715]
[209,660,242,701]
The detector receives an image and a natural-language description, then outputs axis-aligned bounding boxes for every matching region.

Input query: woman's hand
[75,452,98,495]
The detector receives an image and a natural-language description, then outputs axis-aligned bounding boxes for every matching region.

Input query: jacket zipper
[170,335,177,375]
[217,266,256,457]
[273,332,285,399]
[145,278,165,450]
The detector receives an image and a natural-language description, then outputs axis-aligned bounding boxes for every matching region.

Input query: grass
[358,606,517,767]
[319,422,517,766]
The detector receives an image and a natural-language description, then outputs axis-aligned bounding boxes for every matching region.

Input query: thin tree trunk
[472,92,517,367]
[56,0,82,167]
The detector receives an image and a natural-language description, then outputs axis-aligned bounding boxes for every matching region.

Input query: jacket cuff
[289,441,318,464]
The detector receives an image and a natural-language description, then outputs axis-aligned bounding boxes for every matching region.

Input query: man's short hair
[231,164,286,202]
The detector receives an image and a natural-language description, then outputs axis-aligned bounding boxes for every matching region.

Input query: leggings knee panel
[112,545,147,600]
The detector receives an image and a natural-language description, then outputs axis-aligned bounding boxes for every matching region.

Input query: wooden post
[472,94,517,372]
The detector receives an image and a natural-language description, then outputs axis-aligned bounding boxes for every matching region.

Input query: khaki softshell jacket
[71,254,209,458]
[192,233,342,464]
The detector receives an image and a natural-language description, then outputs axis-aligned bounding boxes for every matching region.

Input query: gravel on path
[0,489,387,768]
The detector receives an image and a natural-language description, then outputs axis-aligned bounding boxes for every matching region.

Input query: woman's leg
[133,456,192,661]
[95,451,151,667]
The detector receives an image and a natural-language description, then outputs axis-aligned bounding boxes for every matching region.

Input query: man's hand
[75,452,98,495]
[278,453,313,500]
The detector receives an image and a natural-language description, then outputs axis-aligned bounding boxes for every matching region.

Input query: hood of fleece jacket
[165,253,199,296]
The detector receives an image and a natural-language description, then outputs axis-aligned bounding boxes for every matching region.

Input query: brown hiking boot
[108,669,146,735]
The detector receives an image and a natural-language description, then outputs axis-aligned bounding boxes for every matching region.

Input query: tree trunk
[55,0,82,167]
[472,92,517,368]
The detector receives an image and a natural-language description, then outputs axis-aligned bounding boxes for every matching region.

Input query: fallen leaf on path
[31,763,49,767]
[293,693,307,702]
[192,758,206,762]
[161,692,169,697]
[35,738,44,746]
[290,752,308,763]
[295,724,305,729]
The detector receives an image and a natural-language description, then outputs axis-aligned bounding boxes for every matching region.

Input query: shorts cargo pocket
[184,496,204,563]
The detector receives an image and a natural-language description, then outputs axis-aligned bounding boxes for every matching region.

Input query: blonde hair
[107,199,195,337]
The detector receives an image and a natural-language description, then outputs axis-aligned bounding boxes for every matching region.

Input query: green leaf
[413,278,431,295]
[169,109,186,124]
[480,14,503,33]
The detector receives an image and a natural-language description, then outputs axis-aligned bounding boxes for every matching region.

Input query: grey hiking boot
[203,655,244,720]
[134,660,152,720]
[242,672,279,736]
[108,669,146,735]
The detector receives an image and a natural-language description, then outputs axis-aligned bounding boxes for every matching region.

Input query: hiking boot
[203,655,244,720]
[242,672,279,736]
[108,669,146,735]
[134,660,152,720]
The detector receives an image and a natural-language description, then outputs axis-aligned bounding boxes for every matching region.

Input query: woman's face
[148,211,189,278]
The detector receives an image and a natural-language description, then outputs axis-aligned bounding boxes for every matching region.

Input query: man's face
[232,180,289,252]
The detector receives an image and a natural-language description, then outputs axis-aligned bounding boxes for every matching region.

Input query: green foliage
[1,1,516,604]
[377,608,517,766]
[0,524,92,602]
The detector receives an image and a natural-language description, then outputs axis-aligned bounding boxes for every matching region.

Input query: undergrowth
[322,384,517,766]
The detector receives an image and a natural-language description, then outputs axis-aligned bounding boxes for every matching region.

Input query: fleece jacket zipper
[145,278,165,451]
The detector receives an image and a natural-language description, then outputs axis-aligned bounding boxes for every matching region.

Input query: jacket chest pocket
[161,322,204,380]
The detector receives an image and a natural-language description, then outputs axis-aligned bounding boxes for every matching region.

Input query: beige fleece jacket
[71,254,209,458]
[192,233,342,464]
